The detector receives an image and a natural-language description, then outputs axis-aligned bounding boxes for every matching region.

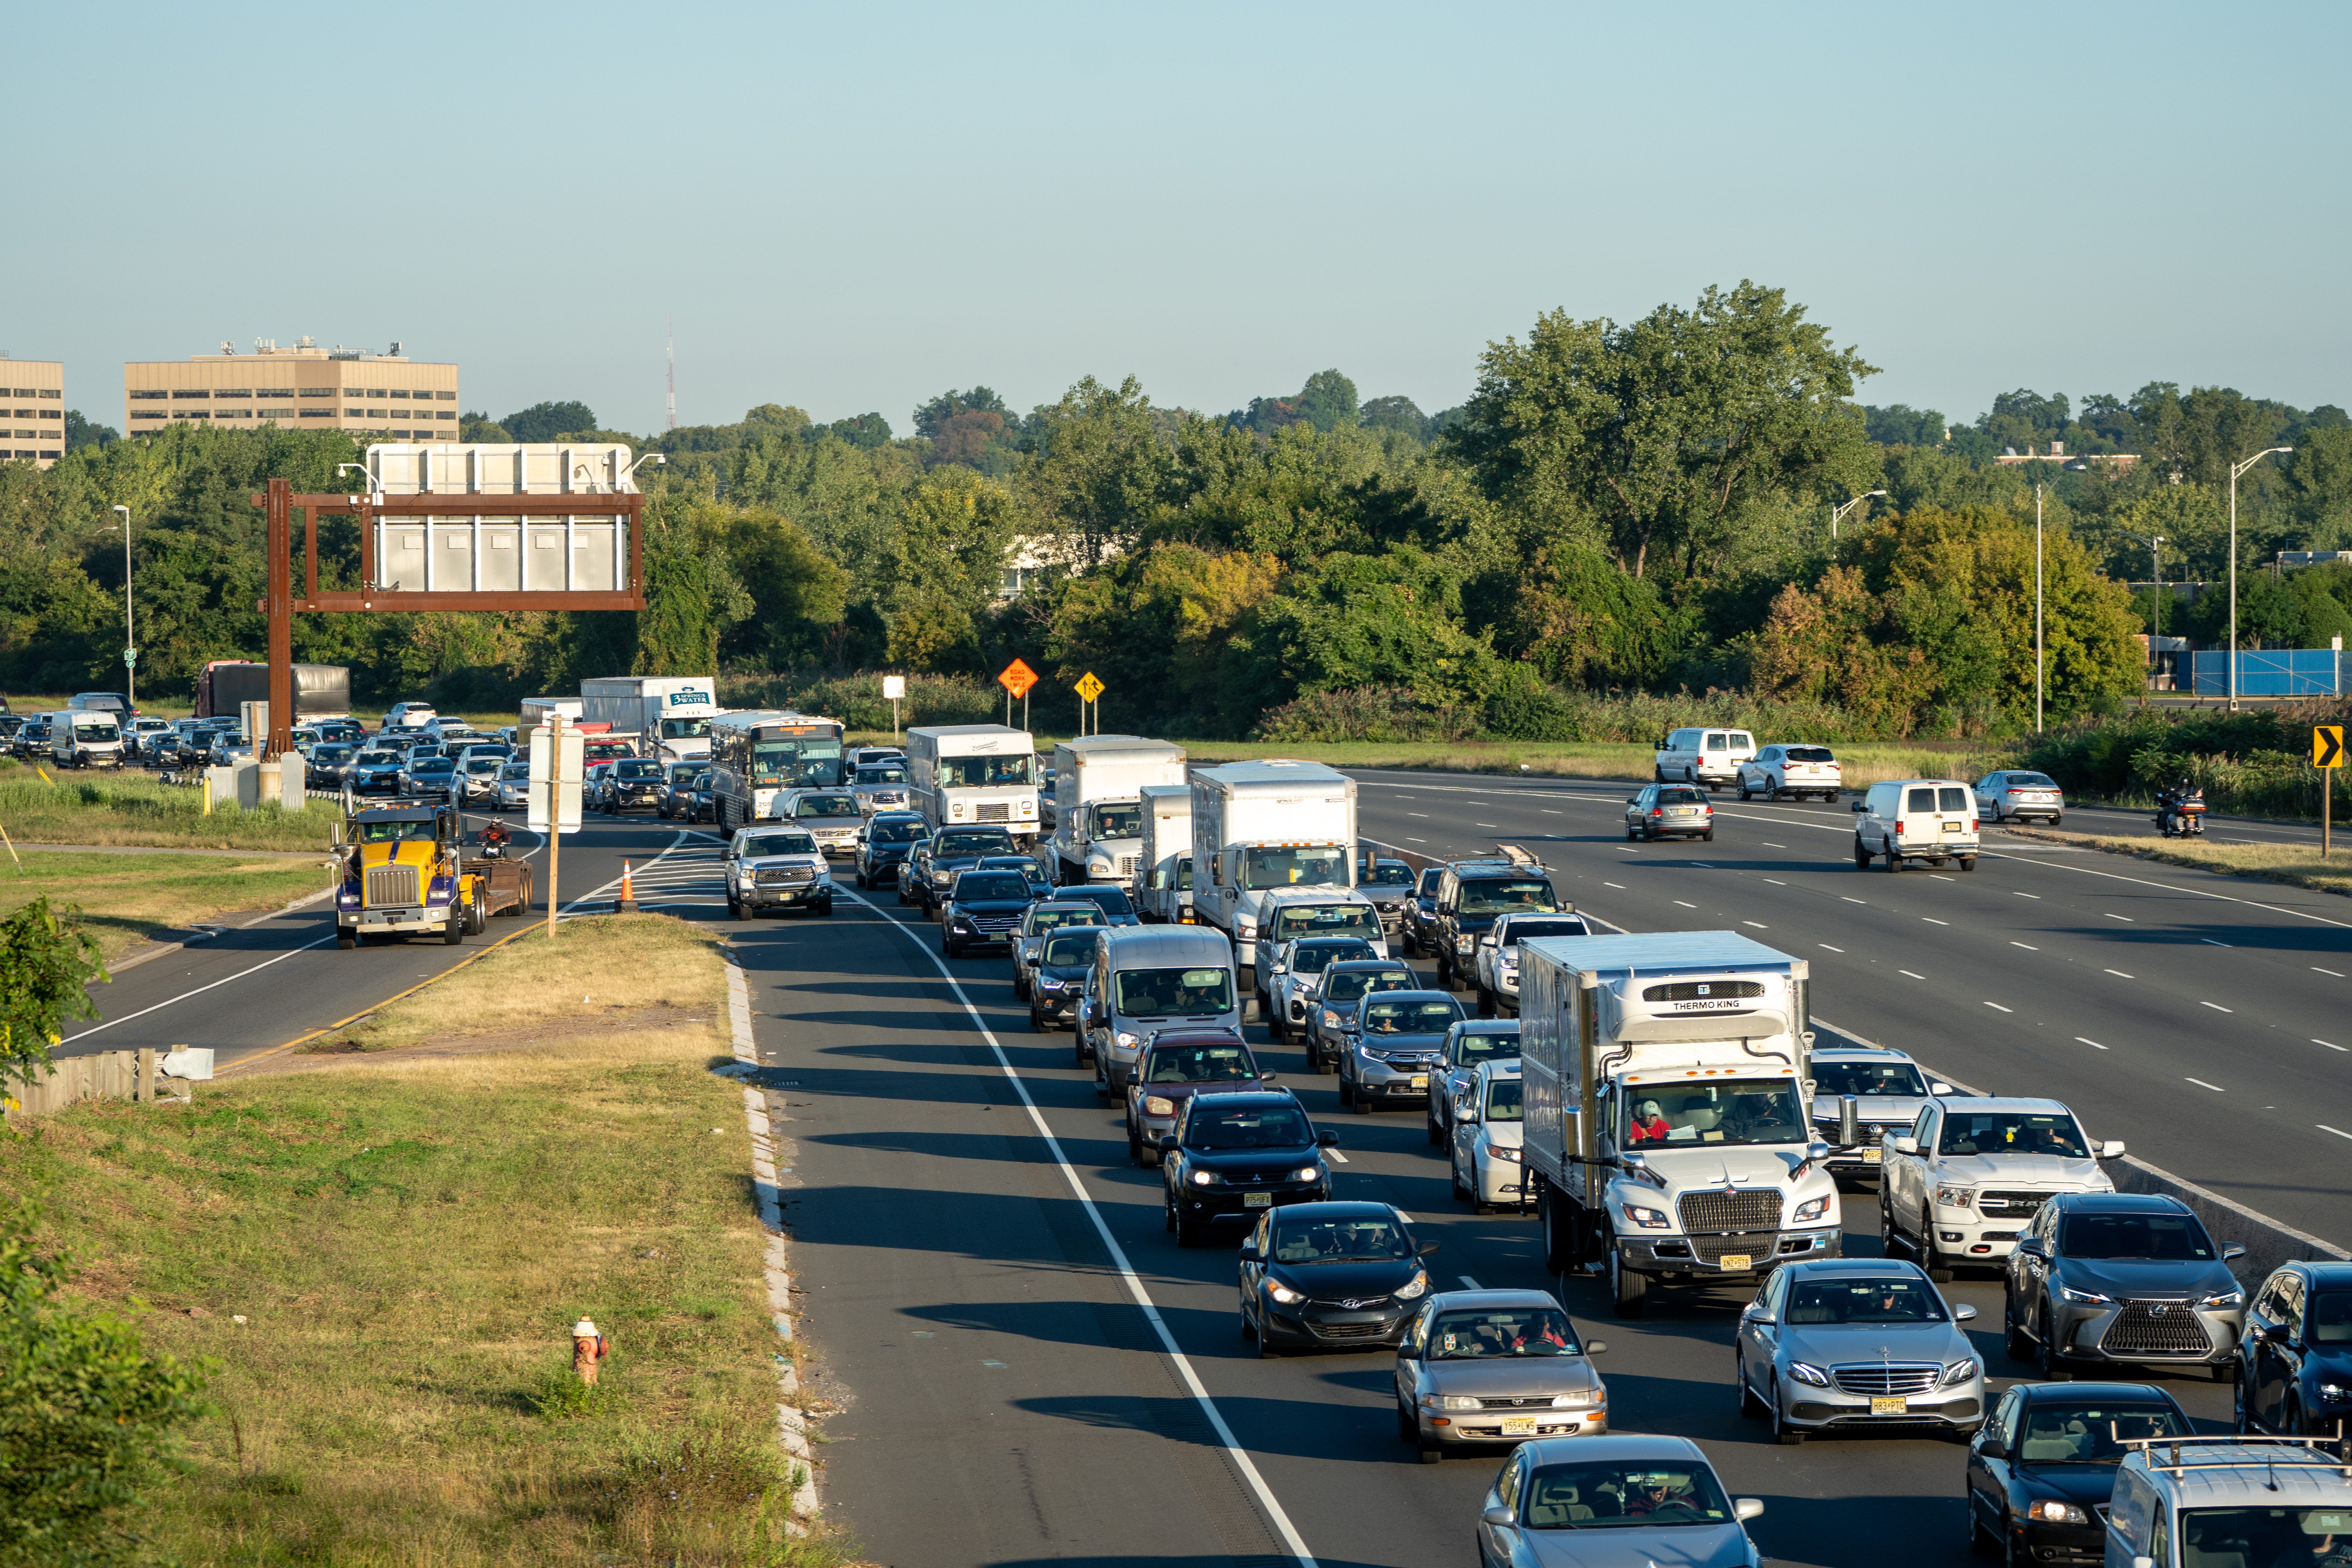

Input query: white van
[1853,778,1980,872]
[1655,726,1756,791]
[1079,927,1241,1099]
[52,709,124,768]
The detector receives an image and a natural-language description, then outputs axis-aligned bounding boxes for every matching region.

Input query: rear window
[1939,787,1968,813]
[1705,732,1730,749]
[1658,786,1708,805]
[2008,773,2058,789]
[1907,788,1936,812]
[1785,746,1835,762]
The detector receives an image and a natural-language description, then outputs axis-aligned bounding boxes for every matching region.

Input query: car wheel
[1427,1110,1443,1148]
[2286,1393,2306,1436]
[1878,1190,1909,1256]
[2036,1303,2065,1379]
[1176,1211,1201,1248]
[1772,1393,1806,1446]
[1609,1238,1645,1319]
[1968,1500,1998,1558]
[1450,1149,1471,1201]
[1396,1399,1417,1443]
[1702,830,1714,842]
[1854,837,1871,869]
[1886,846,1903,872]
[1129,1122,1145,1164]
[1351,1084,1371,1115]
[895,882,908,906]
[853,869,867,890]
[1737,778,1752,801]
[442,910,464,946]
[2003,1289,2032,1361]
[1958,856,1976,873]
[1737,1352,1767,1418]
[1626,822,1640,841]
[1767,780,1781,803]
[2232,1365,2254,1434]
[336,930,356,951]
[1163,1190,1176,1233]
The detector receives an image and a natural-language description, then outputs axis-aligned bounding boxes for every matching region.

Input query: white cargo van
[1133,783,1194,923]
[1656,727,1756,791]
[1046,735,1187,886]
[53,708,125,768]
[1854,778,1982,872]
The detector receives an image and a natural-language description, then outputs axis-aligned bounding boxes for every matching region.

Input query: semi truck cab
[335,804,485,948]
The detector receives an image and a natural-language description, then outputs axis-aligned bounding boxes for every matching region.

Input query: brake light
[1894,821,1905,834]
[1650,808,1663,817]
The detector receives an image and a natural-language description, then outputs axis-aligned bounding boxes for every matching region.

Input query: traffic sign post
[1075,671,1105,735]
[882,673,905,741]
[530,714,585,938]
[2316,726,2344,859]
[998,659,1038,730]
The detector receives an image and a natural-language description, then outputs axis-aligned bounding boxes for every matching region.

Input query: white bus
[905,724,1041,844]
[707,711,847,831]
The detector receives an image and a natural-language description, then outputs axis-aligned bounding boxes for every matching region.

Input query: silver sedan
[1396,1290,1606,1462]
[1733,1256,1984,1446]
[1974,770,2066,826]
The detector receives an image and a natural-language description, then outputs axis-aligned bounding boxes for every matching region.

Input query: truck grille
[754,866,815,885]
[2100,1301,2210,1355]
[975,802,1009,822]
[1678,1190,1783,1234]
[364,866,419,907]
[1831,1364,1942,1397]
[1977,1190,2050,1220]
[1119,855,1137,876]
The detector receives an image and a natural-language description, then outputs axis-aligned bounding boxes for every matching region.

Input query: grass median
[0,761,336,852]
[3,913,839,1566]
[2008,825,2352,899]
[0,848,334,960]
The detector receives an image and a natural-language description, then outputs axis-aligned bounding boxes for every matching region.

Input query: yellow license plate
[1499,1416,1538,1436]
[1716,1254,1752,1271]
[1243,1192,1272,1208]
[1942,822,1962,833]
[1863,1147,1882,1164]
[1871,1396,1908,1416]
[1411,1076,1429,1089]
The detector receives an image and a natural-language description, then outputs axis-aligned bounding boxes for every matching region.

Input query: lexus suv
[2003,1193,2246,1382]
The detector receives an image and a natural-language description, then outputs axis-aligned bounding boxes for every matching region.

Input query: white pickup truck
[1878,1096,2124,1281]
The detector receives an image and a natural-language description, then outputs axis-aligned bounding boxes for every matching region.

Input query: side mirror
[1851,801,1866,812]
[1889,1135,1918,1155]
[1805,1140,1831,1166]
[1261,1070,1278,1082]
[2099,1139,2128,1159]
[1625,795,1639,805]
[1978,1433,2008,1459]
[1395,1339,1418,1360]
[1155,1135,1178,1152]
[1953,1304,1978,1322]
[1930,1081,1955,1096]
[1482,1506,1515,1529]
[1416,1240,1441,1258]
[1317,1129,1339,1147]
[1582,1338,1606,1355]
[1237,1239,1260,1261]
[2223,1244,2246,1262]
[1734,1498,1765,1523]
[2016,1237,2048,1259]
[1742,1308,1775,1326]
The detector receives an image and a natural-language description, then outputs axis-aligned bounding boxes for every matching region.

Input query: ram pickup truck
[1878,1095,2124,1281]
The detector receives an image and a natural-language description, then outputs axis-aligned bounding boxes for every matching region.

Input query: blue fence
[2189,649,2343,696]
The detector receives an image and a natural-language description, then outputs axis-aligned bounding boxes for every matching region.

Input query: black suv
[1429,858,1562,992]
[906,826,1017,913]
[940,867,1037,956]
[2234,1259,2352,1437]
[1401,866,1443,956]
[854,811,928,890]
[603,758,668,814]
[1156,1090,1335,1246]
[2003,1193,2247,1382]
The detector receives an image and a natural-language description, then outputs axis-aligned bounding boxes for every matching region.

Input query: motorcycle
[2155,786,2207,838]
[476,825,514,860]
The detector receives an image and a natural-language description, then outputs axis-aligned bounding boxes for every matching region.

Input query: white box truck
[1517,930,1840,1319]
[1189,760,1358,998]
[1133,783,1194,923]
[520,696,583,729]
[579,677,721,766]
[905,724,1041,844]
[1046,735,1187,886]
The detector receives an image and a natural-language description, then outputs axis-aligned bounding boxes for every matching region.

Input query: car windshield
[1187,1104,1313,1151]
[1456,877,1558,915]
[956,873,1030,902]
[658,716,710,740]
[1784,1276,1947,1324]
[1361,998,1463,1035]
[1240,845,1348,891]
[937,754,1035,787]
[2016,1404,2185,1466]
[359,749,399,766]
[317,745,354,761]
[464,758,501,775]
[2007,773,2059,789]
[500,764,529,781]
[668,763,700,783]
[1291,940,1374,974]
[869,820,926,844]
[1089,802,1142,839]
[414,760,453,775]
[1114,966,1233,1017]
[2178,1507,2352,1567]
[1030,907,1105,936]
[1270,1214,1409,1262]
[1366,862,1415,886]
[1938,1111,2088,1157]
[2060,1212,2215,1261]
[1453,1028,1521,1066]
[1502,917,1585,943]
[1324,969,1411,1003]
[1041,933,1099,966]
[1147,1044,1256,1083]
[739,832,818,858]
[1270,903,1380,942]
[1428,1306,1577,1359]
[1064,887,1135,919]
[1625,1078,1805,1147]
[935,830,1012,859]
[1785,746,1836,762]
[855,764,908,785]
[1484,1079,1523,1121]
[1521,1462,1735,1530]
[614,760,663,779]
[794,794,861,819]
[1813,1060,1929,1097]
[357,818,438,843]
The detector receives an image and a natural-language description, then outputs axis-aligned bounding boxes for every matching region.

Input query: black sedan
[2235,1259,2352,1437]
[1966,1382,2189,1567]
[1237,1200,1439,1356]
[855,812,927,890]
[906,826,1018,913]
[1159,1092,1336,1246]
[941,869,1036,958]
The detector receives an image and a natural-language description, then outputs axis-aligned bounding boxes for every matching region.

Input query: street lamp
[112,505,135,711]
[2227,445,2294,710]
[571,452,667,493]
[335,461,381,500]
[1831,490,1888,541]
[2126,530,2164,698]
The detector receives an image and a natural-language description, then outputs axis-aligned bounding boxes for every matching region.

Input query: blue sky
[10,3,2347,436]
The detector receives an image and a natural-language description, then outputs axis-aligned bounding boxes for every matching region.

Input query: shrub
[719,670,1002,731]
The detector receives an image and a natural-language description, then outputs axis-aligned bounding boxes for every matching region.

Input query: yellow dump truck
[333,803,532,948]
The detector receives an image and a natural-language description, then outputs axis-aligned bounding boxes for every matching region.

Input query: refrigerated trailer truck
[195,661,353,722]
[1188,759,1357,997]
[1046,735,1187,886]
[1516,929,1839,1319]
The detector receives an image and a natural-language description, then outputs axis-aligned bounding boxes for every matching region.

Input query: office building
[123,339,458,441]
[1,356,67,468]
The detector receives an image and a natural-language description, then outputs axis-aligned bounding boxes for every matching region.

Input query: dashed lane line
[2077,1038,2109,1051]
[2186,1078,2225,1092]
[1900,969,1926,979]
[1984,1001,2013,1013]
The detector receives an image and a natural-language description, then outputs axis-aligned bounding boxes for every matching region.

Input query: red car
[1124,1030,1277,1166]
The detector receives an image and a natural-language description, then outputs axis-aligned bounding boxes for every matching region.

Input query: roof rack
[1492,843,1548,870]
[2115,1429,2352,1477]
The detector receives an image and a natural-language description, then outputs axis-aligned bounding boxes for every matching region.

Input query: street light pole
[2035,484,2044,732]
[112,505,135,711]
[1830,489,1889,542]
[2126,531,2164,700]
[2226,446,2294,711]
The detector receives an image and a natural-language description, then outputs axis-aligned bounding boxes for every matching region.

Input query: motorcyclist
[478,818,514,856]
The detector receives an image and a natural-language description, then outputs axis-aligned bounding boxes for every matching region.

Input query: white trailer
[1046,735,1187,886]
[1188,760,1357,997]
[520,696,583,729]
[905,724,1041,844]
[579,676,721,766]
[1516,930,1838,1319]
[1133,783,1194,923]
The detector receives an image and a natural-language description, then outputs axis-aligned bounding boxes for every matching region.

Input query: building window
[366,408,386,418]
[171,390,211,399]
[214,388,252,398]
[366,388,388,398]
[436,410,455,420]
[38,389,62,400]
[300,410,334,418]
[299,387,335,398]
[181,412,210,420]
[39,410,62,420]
[129,390,167,400]
[434,390,456,400]
[131,411,166,421]
[389,390,410,399]
[256,389,293,400]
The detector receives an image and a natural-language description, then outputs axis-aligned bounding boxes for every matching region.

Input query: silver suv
[778,787,865,857]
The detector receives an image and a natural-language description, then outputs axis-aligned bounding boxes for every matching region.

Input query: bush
[2012,699,2352,816]
[719,670,1002,732]
[1251,683,1907,746]
[1252,687,1477,744]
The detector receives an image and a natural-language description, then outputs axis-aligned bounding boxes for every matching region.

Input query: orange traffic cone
[615,860,638,914]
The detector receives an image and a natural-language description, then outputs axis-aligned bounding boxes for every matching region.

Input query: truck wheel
[1884,847,1903,872]
[1958,857,1976,873]
[1609,1238,1646,1319]
[465,899,487,936]
[1853,837,1870,869]
[442,910,463,946]
[337,930,356,951]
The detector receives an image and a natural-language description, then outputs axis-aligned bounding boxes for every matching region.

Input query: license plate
[1942,821,1961,833]
[1499,1416,1538,1436]
[1670,808,1698,817]
[1410,1076,1429,1089]
[1871,1396,1908,1416]
[1863,1147,1882,1164]
[778,891,796,901]
[1244,1192,1272,1208]
[1716,1253,1752,1271]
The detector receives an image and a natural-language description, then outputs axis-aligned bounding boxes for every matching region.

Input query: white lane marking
[2013,891,2040,899]
[1326,1150,1350,1164]
[2105,969,2135,978]
[2201,1001,2233,1013]
[846,891,1324,1568]
[1458,1276,1484,1290]
[1762,843,1786,849]
[1476,823,1498,829]
[1922,917,1949,926]
[1616,846,1640,853]
[1843,897,1866,905]
[2203,938,2232,947]
[2318,1040,2349,1053]
[60,934,337,1042]
[2186,1077,2224,1092]
[1900,969,1925,979]
[1763,878,1787,886]
[1409,813,1430,818]
[2104,913,2134,922]
[1985,1001,2013,1013]
[1542,810,1562,816]
[2321,1125,2352,1140]
[2011,941,2038,950]
[1673,900,1697,909]
[1819,944,1844,953]
[1743,921,1768,929]
[1407,838,1428,844]
[1930,875,1953,883]
[1603,882,1627,890]
[2076,1037,2109,1050]
[2316,968,2346,978]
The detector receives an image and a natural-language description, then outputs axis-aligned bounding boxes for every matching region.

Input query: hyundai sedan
[1965,1381,2189,1566]
[1235,1199,1429,1348]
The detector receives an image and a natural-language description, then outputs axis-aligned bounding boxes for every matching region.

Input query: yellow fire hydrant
[571,1318,610,1386]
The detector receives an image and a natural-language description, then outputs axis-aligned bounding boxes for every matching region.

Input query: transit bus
[708,710,848,830]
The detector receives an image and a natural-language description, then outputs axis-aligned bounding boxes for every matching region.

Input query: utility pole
[2035,485,2044,733]
[2127,531,2163,703]
[112,505,135,711]
[1831,489,1888,543]
[2227,446,2295,710]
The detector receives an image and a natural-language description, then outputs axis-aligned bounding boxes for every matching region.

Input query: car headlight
[1942,1358,1982,1387]
[1424,1393,1482,1411]
[338,888,359,906]
[1237,923,1257,941]
[2200,1288,2244,1309]
[1788,1361,1831,1388]
[1488,1146,1522,1163]
[1393,1273,1428,1301]
[1793,1194,1832,1223]
[2027,1501,2090,1525]
[1144,1097,1176,1116]
[1189,1169,1220,1186]
[1620,1202,1670,1231]
[1266,1282,1304,1305]
[1455,934,1475,951]
[1549,1392,1597,1408]
[1115,1031,1137,1049]
[1933,1184,1976,1209]
[1321,1009,1342,1028]
[1040,978,1066,992]
[2320,1383,2352,1404]
[1292,1165,1321,1183]
[2059,1285,2115,1305]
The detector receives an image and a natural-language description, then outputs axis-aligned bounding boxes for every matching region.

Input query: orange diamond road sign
[998,658,1039,698]
[1075,671,1105,704]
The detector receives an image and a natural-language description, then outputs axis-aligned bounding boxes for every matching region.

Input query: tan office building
[123,339,458,442]
[2,358,67,468]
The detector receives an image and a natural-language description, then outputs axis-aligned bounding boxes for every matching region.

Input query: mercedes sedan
[1734,1257,1984,1445]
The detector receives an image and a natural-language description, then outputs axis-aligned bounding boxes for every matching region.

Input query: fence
[2190,648,2343,697]
[3,1047,212,1119]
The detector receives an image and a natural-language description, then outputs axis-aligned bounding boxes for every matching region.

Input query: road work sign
[998,659,1038,698]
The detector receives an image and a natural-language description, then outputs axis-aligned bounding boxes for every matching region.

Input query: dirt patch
[238,1004,716,1079]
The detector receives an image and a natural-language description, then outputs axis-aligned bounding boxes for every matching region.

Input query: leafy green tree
[1865,404,1945,446]
[1294,370,1359,432]
[61,412,114,452]
[818,412,893,449]
[0,898,105,1089]
[499,401,598,442]
[912,388,1007,440]
[1360,395,1428,443]
[1021,375,1175,566]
